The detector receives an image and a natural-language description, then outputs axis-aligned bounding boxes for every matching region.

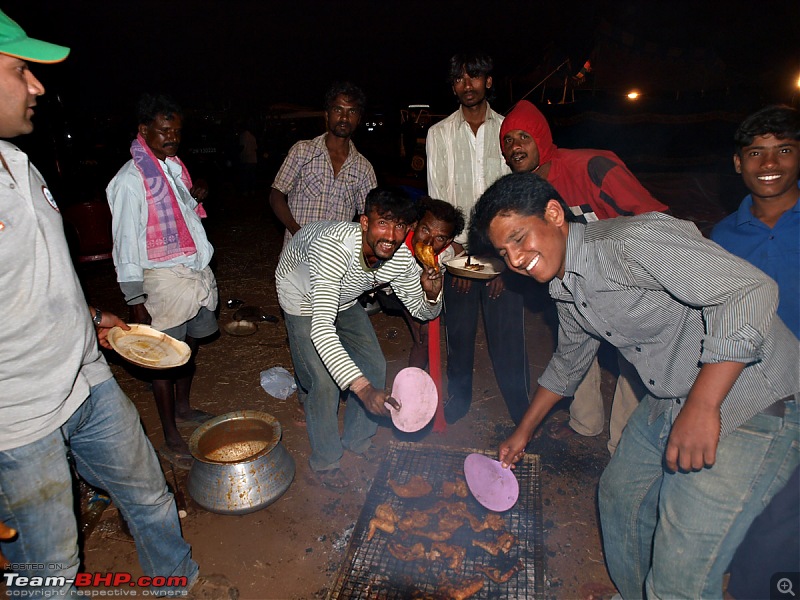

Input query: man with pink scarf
[500,100,667,453]
[107,94,217,469]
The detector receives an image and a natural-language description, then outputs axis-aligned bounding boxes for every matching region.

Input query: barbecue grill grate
[328,442,544,599]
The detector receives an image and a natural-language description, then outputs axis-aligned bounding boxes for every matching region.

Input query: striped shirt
[426,104,510,245]
[272,133,377,246]
[539,212,799,437]
[276,221,442,388]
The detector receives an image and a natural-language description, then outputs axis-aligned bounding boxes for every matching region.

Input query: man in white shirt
[426,52,529,425]
[107,94,218,469]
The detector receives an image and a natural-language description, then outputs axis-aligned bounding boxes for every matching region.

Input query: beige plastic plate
[108,324,191,369]
[223,320,258,336]
[442,255,506,280]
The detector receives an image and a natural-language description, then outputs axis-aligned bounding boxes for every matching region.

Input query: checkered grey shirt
[539,213,799,437]
[272,133,377,246]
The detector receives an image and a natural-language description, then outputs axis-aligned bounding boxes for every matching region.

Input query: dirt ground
[65,181,627,600]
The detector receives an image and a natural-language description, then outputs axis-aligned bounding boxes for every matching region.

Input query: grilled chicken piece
[414,242,438,271]
[430,542,466,572]
[475,559,523,583]
[409,528,453,542]
[471,531,517,556]
[389,475,433,498]
[398,510,431,531]
[388,541,427,562]
[470,513,505,533]
[441,479,468,498]
[367,502,399,541]
[437,575,484,600]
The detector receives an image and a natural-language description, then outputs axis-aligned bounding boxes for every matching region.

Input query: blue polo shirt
[711,183,800,338]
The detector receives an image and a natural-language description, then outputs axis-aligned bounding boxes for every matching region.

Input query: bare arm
[269,187,301,235]
[499,386,563,468]
[665,361,746,472]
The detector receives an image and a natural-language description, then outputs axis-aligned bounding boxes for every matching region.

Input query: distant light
[627,90,641,100]
[796,73,800,89]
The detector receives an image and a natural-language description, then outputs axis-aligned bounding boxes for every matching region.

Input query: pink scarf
[130,134,197,261]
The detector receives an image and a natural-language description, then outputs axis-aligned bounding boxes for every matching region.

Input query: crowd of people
[0,7,797,600]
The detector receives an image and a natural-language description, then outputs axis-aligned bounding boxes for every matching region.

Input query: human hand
[420,265,443,300]
[129,303,152,326]
[451,274,472,294]
[498,426,533,469]
[357,383,400,417]
[95,310,130,350]
[0,520,17,568]
[486,274,505,299]
[190,180,209,201]
[665,401,721,472]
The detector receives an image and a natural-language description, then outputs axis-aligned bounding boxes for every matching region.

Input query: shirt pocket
[297,172,324,200]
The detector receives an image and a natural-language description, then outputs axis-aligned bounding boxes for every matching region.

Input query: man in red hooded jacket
[500,100,667,453]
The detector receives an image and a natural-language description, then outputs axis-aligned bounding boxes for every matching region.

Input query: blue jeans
[599,397,799,599]
[443,271,530,424]
[0,378,198,597]
[284,304,386,471]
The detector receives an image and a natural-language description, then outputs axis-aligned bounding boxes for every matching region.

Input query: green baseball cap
[0,9,69,63]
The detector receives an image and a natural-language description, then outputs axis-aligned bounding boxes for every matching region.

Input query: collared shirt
[272,133,377,246]
[0,141,111,451]
[426,103,510,245]
[711,185,800,338]
[539,213,799,437]
[106,157,214,284]
[276,220,442,389]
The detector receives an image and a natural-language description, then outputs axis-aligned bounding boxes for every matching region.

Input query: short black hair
[364,186,418,225]
[468,172,573,255]
[416,197,465,239]
[324,81,366,114]
[136,93,182,126]
[734,104,800,154]
[448,52,494,85]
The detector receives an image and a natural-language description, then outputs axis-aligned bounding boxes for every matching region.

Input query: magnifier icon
[777,577,795,597]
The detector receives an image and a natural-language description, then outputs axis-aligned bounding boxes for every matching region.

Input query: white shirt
[425,103,510,245]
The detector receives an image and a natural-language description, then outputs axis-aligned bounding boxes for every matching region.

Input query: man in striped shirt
[276,188,443,489]
[470,172,798,598]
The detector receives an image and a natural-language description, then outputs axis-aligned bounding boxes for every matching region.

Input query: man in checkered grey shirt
[470,172,798,599]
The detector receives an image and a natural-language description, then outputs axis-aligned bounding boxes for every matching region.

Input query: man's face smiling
[734,134,800,205]
[487,202,568,283]
[502,129,540,173]
[411,211,455,255]
[452,70,491,109]
[325,94,361,139]
[140,113,182,160]
[360,209,411,265]
[0,54,45,138]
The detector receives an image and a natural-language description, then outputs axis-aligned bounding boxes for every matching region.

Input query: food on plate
[471,531,517,556]
[389,475,433,498]
[475,559,523,583]
[437,574,484,600]
[441,479,468,498]
[414,241,438,271]
[463,256,485,272]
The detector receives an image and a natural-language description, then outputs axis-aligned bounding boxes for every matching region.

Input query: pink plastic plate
[463,453,519,512]
[388,367,438,432]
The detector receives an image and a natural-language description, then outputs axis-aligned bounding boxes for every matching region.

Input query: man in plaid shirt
[269,81,377,247]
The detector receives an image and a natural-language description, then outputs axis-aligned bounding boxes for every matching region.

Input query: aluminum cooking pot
[187,410,295,515]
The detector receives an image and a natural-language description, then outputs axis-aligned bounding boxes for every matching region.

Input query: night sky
[5,0,800,117]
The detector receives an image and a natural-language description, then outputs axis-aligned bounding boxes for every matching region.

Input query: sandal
[313,468,351,490]
[545,418,577,440]
[292,402,306,427]
[157,444,194,471]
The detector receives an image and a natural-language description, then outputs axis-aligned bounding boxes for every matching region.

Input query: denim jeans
[599,396,799,599]
[0,378,198,597]
[443,271,530,424]
[284,304,385,472]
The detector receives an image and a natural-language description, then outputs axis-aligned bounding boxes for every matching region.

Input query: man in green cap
[0,9,236,598]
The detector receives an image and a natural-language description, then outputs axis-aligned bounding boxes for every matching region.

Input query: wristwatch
[92,307,102,326]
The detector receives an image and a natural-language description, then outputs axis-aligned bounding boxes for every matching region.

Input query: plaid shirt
[272,133,376,246]
[540,213,799,437]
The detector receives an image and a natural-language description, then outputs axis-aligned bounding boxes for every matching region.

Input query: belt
[761,395,794,418]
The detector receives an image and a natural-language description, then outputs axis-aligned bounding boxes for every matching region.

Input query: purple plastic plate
[463,453,519,512]
[388,367,438,432]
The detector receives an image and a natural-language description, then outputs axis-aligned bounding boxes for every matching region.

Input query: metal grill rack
[328,442,545,599]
